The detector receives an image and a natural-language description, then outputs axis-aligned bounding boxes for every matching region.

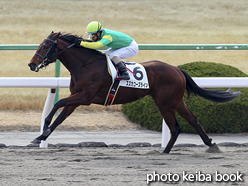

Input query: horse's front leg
[31,90,94,144]
[31,98,78,144]
[42,98,68,136]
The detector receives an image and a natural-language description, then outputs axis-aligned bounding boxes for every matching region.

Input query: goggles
[88,33,97,39]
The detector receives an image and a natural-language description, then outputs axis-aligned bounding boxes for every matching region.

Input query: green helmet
[86,21,103,34]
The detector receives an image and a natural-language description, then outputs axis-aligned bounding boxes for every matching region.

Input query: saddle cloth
[106,55,149,89]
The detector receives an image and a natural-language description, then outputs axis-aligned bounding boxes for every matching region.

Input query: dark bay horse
[28,32,240,153]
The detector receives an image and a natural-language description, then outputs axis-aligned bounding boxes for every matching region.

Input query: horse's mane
[58,32,103,56]
[59,32,81,43]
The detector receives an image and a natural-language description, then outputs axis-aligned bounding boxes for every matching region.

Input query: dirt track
[0,146,247,186]
[0,111,247,185]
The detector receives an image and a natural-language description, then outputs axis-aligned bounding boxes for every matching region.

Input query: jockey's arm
[79,35,112,49]
[79,41,104,49]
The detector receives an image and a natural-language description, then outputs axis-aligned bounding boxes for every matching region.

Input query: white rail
[1,77,248,88]
[0,77,247,147]
[0,77,70,88]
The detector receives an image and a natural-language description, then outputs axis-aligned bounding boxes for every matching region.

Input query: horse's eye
[44,45,49,50]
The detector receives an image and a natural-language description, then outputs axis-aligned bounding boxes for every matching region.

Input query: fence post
[161,119,171,147]
[54,59,60,105]
[39,88,57,148]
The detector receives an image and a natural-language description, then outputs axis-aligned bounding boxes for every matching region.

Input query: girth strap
[104,78,121,106]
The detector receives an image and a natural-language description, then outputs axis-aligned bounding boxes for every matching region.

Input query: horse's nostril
[28,63,37,71]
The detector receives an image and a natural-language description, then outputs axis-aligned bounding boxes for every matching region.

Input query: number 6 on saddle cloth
[104,56,150,106]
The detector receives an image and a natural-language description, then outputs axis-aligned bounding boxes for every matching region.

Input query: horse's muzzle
[28,62,38,72]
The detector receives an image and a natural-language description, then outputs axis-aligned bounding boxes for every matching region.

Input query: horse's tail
[180,69,240,103]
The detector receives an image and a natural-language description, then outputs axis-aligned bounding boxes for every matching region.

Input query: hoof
[162,150,170,154]
[205,143,222,153]
[162,151,170,154]
[204,138,213,146]
[31,138,41,144]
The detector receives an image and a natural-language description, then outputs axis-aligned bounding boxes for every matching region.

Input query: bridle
[34,38,74,72]
[34,36,95,75]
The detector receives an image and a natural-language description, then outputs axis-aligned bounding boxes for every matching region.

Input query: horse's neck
[57,42,104,74]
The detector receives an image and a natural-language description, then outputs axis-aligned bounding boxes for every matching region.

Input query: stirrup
[118,73,130,80]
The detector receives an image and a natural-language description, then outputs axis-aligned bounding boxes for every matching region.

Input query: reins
[35,38,75,71]
[35,36,95,74]
[35,39,75,61]
[70,50,95,75]
[54,43,75,59]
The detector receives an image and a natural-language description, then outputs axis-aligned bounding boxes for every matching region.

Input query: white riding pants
[103,40,139,60]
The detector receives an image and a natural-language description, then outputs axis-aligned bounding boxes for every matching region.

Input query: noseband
[34,38,74,71]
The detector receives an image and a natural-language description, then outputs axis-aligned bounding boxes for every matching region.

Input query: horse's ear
[55,32,61,37]
[48,31,54,38]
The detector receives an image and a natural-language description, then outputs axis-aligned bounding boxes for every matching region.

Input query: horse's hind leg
[176,100,214,147]
[163,113,181,153]
[155,103,181,153]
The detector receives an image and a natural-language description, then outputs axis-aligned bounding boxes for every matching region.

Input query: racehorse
[28,32,240,153]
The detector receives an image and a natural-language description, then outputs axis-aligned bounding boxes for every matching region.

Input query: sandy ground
[0,111,247,185]
[0,110,141,132]
[0,146,247,186]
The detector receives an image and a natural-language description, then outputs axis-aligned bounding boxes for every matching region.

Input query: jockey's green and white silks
[79,29,138,60]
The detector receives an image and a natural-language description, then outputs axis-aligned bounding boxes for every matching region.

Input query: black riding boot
[116,62,130,80]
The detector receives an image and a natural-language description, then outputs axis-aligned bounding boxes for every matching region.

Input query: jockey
[74,21,139,80]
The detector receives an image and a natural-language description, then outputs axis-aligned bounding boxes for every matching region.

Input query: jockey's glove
[74,38,93,46]
[74,39,82,46]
